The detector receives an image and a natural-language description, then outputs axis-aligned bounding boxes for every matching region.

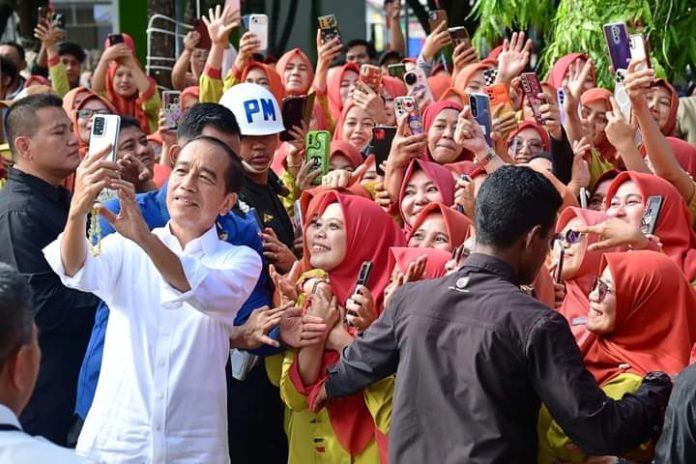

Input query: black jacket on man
[326,253,669,463]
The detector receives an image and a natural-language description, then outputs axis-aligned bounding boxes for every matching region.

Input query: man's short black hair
[0,41,26,62]
[345,39,377,59]
[1,56,18,88]
[177,103,241,144]
[0,262,35,371]
[6,93,64,153]
[475,166,562,249]
[57,41,86,63]
[181,135,243,194]
[119,116,143,133]
[378,49,403,66]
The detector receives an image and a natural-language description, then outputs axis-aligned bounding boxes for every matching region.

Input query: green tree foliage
[468,0,696,88]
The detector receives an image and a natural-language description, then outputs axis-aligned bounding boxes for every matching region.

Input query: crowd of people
[1,1,696,463]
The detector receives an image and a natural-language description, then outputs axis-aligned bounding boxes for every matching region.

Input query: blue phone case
[469,93,492,146]
[603,22,631,72]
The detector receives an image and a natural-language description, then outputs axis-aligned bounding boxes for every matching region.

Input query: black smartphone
[280,96,307,142]
[640,195,663,235]
[554,248,565,284]
[346,261,374,325]
[53,13,65,30]
[370,126,397,176]
[107,33,124,47]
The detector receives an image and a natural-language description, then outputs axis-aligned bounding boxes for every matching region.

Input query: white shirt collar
[0,404,21,429]
[157,222,220,257]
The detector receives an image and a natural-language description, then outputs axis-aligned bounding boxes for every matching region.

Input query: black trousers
[226,358,288,463]
[20,331,91,446]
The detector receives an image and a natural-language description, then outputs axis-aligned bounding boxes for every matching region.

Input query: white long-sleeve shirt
[0,404,93,463]
[43,223,261,464]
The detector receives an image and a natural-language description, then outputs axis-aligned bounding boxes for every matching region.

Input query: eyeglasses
[77,109,110,119]
[591,277,615,303]
[508,138,544,154]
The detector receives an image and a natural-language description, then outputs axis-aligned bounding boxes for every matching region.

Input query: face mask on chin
[242,160,270,175]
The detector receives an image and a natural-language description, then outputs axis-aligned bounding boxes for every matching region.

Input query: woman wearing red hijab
[327,62,360,116]
[547,53,596,91]
[398,159,456,232]
[422,100,470,164]
[180,86,200,111]
[580,88,616,162]
[600,171,696,283]
[92,33,160,134]
[282,191,404,464]
[276,48,315,96]
[332,100,376,152]
[407,202,472,252]
[554,207,615,344]
[381,75,407,126]
[506,121,551,164]
[541,251,696,463]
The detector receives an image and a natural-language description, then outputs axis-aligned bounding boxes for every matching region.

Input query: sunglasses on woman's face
[508,138,544,154]
[550,229,583,248]
[77,108,110,119]
[591,277,615,303]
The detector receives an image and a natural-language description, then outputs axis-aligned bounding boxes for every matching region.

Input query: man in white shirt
[43,136,262,463]
[0,262,90,463]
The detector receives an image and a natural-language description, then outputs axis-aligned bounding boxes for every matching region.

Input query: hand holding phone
[247,14,268,51]
[469,93,493,146]
[318,14,342,45]
[360,64,383,93]
[162,91,182,130]
[520,72,545,124]
[640,195,663,235]
[345,261,374,328]
[603,22,631,73]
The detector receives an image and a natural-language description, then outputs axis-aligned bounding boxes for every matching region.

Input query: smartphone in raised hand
[318,14,342,45]
[247,14,268,51]
[305,130,330,186]
[520,72,545,125]
[603,22,631,73]
[469,93,493,147]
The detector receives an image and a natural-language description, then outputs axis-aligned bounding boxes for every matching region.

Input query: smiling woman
[398,159,455,230]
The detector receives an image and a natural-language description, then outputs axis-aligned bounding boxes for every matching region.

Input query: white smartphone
[162,90,181,129]
[89,114,120,161]
[403,68,433,108]
[629,34,650,72]
[248,14,268,51]
[556,88,567,125]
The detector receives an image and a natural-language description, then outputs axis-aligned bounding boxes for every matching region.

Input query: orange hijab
[240,61,285,104]
[439,86,468,105]
[276,48,315,96]
[580,88,616,163]
[428,74,453,101]
[606,171,696,281]
[62,86,117,156]
[547,53,596,89]
[583,251,696,385]
[330,140,363,169]
[555,208,616,343]
[407,202,472,250]
[327,63,360,115]
[381,75,407,100]
[453,61,496,92]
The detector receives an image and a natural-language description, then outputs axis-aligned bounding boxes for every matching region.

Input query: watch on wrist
[476,150,496,167]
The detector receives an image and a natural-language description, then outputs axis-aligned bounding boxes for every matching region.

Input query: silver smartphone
[89,114,120,161]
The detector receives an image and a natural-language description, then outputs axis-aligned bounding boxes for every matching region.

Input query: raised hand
[321,164,368,189]
[421,20,451,62]
[454,106,491,156]
[269,261,302,305]
[345,285,376,332]
[33,18,64,48]
[99,180,151,244]
[622,58,656,111]
[235,303,290,349]
[604,96,637,150]
[452,41,479,79]
[262,228,298,274]
[353,85,388,124]
[70,145,121,217]
[295,159,323,192]
[234,31,261,70]
[183,30,201,52]
[495,32,533,85]
[563,59,594,113]
[387,116,427,169]
[538,93,562,140]
[576,217,649,251]
[202,4,240,45]
[316,30,343,69]
[279,307,329,349]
